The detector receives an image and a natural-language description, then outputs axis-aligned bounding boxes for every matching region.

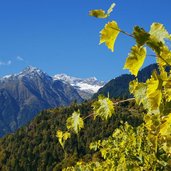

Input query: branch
[148,54,171,67]
[83,98,135,120]
[111,27,134,38]
[111,28,171,68]
[83,113,94,120]
[114,98,135,105]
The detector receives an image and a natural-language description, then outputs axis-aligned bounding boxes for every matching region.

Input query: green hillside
[0,100,143,170]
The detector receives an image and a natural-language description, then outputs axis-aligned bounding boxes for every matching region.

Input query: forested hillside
[0,100,143,170]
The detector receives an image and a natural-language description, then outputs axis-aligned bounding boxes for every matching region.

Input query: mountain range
[0,66,103,137]
[0,64,159,137]
[53,74,104,99]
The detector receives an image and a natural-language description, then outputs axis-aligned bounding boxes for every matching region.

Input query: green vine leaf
[164,77,171,102]
[100,21,120,52]
[56,130,71,149]
[157,45,171,67]
[160,113,171,136]
[124,45,146,76]
[133,26,150,46]
[89,3,115,19]
[129,80,148,108]
[66,111,84,134]
[92,96,114,120]
[130,71,162,114]
[146,72,162,113]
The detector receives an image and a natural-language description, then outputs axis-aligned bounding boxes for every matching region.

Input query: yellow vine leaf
[146,71,160,95]
[147,23,170,55]
[107,3,116,15]
[124,45,146,76]
[66,111,84,134]
[162,142,171,155]
[160,113,171,155]
[100,21,120,52]
[149,23,170,43]
[89,10,107,19]
[129,80,148,108]
[164,78,171,102]
[56,130,71,149]
[157,45,171,67]
[92,96,114,120]
[160,113,171,136]
[146,72,162,113]
[89,3,115,19]
[129,75,162,114]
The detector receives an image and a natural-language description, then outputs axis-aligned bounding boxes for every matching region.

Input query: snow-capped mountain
[0,66,82,137]
[1,66,51,82]
[53,74,105,99]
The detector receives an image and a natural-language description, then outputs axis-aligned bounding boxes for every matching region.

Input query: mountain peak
[21,66,42,74]
[53,73,105,99]
[15,66,50,79]
[1,66,50,82]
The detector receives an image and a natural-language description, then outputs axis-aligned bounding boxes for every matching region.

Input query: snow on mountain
[1,66,52,82]
[53,74,105,99]
[1,68,105,100]
[0,67,83,137]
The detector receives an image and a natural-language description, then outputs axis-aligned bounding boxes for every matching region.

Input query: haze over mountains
[0,66,103,137]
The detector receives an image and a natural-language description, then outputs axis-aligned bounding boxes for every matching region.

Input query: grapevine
[57,3,171,170]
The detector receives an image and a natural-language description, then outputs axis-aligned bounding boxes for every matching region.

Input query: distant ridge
[53,74,105,99]
[93,64,159,99]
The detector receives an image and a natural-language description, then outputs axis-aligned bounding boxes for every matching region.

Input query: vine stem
[111,27,134,38]
[114,97,135,105]
[148,54,171,67]
[83,97,135,120]
[111,27,171,67]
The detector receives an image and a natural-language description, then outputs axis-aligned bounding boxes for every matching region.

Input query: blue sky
[0,0,171,81]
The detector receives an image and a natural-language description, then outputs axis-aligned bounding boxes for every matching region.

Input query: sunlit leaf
[146,72,162,113]
[89,3,116,19]
[124,45,146,76]
[149,23,170,43]
[56,130,71,148]
[107,3,116,16]
[129,74,162,114]
[100,21,120,52]
[164,77,171,102]
[89,140,101,151]
[157,45,171,66]
[92,96,114,120]
[147,23,170,55]
[129,80,148,107]
[147,40,163,55]
[66,111,84,134]
[160,113,171,136]
[89,10,108,19]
